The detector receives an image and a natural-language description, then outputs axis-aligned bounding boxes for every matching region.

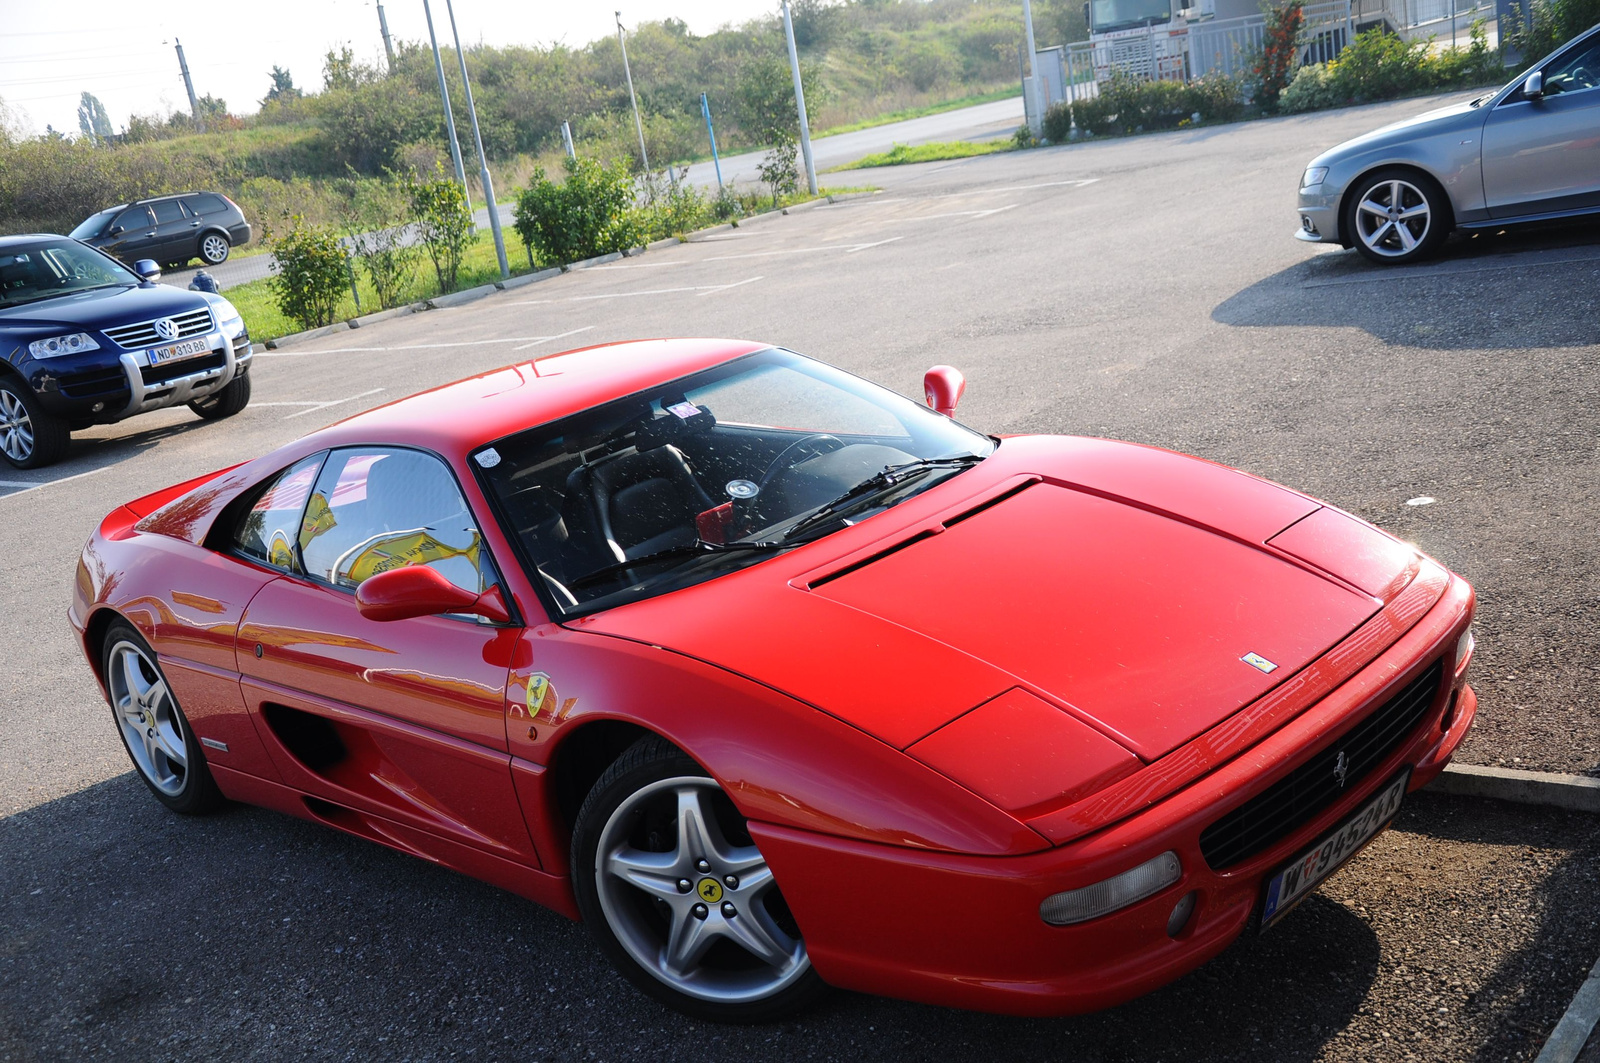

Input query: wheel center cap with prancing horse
[696,878,724,904]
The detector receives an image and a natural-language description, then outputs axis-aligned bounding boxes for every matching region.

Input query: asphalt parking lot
[3,91,1599,1060]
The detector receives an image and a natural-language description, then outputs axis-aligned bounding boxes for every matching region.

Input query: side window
[151,199,185,224]
[232,455,324,571]
[114,206,152,233]
[1545,39,1600,94]
[298,448,494,595]
[190,194,226,215]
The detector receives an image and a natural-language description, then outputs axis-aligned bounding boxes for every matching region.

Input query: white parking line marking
[699,238,902,262]
[282,388,387,420]
[567,277,764,301]
[257,326,595,357]
[0,464,115,501]
[883,204,1018,223]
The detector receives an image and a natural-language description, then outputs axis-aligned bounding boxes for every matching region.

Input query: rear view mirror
[355,565,511,623]
[132,259,161,281]
[1524,70,1543,98]
[109,225,125,236]
[923,365,967,418]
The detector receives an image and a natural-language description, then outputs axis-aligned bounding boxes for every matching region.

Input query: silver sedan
[1295,22,1600,264]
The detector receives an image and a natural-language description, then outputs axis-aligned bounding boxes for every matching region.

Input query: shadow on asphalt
[0,412,219,499]
[1213,219,1600,349]
[3,778,1596,1060]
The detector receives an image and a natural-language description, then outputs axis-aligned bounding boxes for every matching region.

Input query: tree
[194,94,229,122]
[264,66,301,104]
[76,92,112,145]
[338,175,419,310]
[407,167,473,294]
[735,56,804,205]
[323,46,359,91]
[513,156,644,266]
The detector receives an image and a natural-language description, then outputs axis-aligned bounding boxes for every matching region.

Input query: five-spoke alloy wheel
[102,622,222,814]
[1346,168,1449,265]
[573,737,827,1022]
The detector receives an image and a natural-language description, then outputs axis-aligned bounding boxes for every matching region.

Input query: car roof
[0,233,75,246]
[298,337,772,459]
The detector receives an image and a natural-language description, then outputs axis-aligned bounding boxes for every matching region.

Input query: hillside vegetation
[0,0,1072,237]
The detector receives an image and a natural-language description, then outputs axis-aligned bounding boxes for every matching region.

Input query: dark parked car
[0,235,252,468]
[71,192,252,269]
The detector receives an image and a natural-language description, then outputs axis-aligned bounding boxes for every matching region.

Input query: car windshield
[1090,0,1170,32]
[0,240,137,309]
[69,209,119,240]
[475,347,995,616]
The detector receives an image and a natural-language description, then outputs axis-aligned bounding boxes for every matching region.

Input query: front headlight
[1301,166,1329,190]
[1454,626,1475,673]
[213,300,243,328]
[1040,851,1183,925]
[28,333,100,359]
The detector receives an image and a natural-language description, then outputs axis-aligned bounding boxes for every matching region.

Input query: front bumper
[754,571,1475,1016]
[35,324,251,422]
[1296,183,1343,245]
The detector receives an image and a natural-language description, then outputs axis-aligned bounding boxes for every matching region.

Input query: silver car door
[1481,34,1600,218]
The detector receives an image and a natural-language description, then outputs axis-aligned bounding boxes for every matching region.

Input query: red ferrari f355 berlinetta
[71,339,1477,1021]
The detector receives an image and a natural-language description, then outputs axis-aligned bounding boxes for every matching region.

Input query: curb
[426,281,504,309]
[1426,763,1600,813]
[1537,955,1600,1063]
[263,321,349,350]
[501,267,561,290]
[345,305,415,330]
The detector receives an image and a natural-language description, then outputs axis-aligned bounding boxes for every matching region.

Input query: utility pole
[700,93,723,194]
[780,0,817,196]
[422,0,473,220]
[1020,0,1043,139]
[615,12,650,172]
[173,38,201,125]
[445,0,509,280]
[377,1,397,71]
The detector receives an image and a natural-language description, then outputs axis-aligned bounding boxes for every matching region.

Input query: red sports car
[71,339,1477,1022]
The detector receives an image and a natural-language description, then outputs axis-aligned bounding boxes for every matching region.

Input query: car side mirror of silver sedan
[1524,70,1544,98]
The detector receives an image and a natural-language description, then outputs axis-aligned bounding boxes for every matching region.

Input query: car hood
[0,283,210,335]
[1313,96,1488,165]
[577,436,1408,765]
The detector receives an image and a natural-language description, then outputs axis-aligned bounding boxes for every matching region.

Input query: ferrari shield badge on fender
[527,672,557,717]
[1241,652,1279,674]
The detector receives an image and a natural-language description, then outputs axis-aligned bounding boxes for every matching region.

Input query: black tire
[100,620,224,815]
[188,369,250,420]
[1344,167,1451,265]
[571,735,830,1023]
[198,231,231,265]
[0,377,70,469]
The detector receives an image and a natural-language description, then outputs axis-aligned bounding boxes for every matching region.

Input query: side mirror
[923,365,967,418]
[132,259,162,281]
[109,225,125,236]
[355,565,511,624]
[1524,70,1543,98]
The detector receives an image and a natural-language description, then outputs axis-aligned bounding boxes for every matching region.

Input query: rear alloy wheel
[0,380,69,469]
[102,621,222,814]
[199,232,231,265]
[189,370,251,420]
[572,737,828,1022]
[1346,169,1449,265]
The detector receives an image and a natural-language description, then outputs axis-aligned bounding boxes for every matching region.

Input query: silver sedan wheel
[1355,178,1432,258]
[107,639,189,797]
[595,776,810,1005]
[200,234,229,264]
[0,389,34,463]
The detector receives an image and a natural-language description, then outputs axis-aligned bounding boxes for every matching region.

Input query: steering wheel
[755,433,845,494]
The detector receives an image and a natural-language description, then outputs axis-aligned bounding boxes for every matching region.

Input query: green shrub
[1280,63,1342,112]
[1042,102,1073,143]
[1281,22,1506,114]
[1252,0,1306,111]
[266,214,348,329]
[338,176,419,310]
[513,156,643,266]
[1068,72,1245,136]
[1505,0,1600,68]
[638,170,712,241]
[407,168,472,295]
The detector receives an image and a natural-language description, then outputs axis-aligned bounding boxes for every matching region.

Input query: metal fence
[1039,0,1496,109]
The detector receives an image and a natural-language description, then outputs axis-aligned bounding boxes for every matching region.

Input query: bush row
[1281,21,1505,112]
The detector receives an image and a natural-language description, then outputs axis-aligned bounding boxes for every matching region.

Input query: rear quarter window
[189,194,228,216]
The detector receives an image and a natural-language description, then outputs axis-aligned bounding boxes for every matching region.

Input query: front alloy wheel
[0,381,69,469]
[1347,169,1448,264]
[573,738,827,1022]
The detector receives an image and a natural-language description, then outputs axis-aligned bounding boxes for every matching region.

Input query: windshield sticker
[667,401,700,420]
[474,448,502,468]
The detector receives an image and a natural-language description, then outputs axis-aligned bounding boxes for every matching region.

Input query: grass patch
[812,88,1022,138]
[829,140,1011,171]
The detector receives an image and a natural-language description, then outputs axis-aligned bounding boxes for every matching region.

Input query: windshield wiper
[570,538,784,589]
[781,455,986,541]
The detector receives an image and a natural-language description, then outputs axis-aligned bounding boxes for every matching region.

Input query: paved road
[4,92,1599,1060]
[161,98,1024,294]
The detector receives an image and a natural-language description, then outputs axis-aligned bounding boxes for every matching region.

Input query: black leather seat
[569,445,714,563]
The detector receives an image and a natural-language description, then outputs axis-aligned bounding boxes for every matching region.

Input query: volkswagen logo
[1333,751,1350,789]
[153,318,180,342]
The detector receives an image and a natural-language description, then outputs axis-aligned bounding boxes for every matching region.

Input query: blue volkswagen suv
[0,235,251,468]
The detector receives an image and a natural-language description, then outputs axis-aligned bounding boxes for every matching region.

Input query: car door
[148,197,193,263]
[1482,33,1600,217]
[236,445,539,865]
[104,205,155,260]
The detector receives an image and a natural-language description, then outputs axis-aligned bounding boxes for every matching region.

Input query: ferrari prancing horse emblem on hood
[1241,652,1279,674]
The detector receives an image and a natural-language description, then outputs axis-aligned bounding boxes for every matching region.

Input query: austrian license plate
[1260,769,1410,929]
[147,336,212,365]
